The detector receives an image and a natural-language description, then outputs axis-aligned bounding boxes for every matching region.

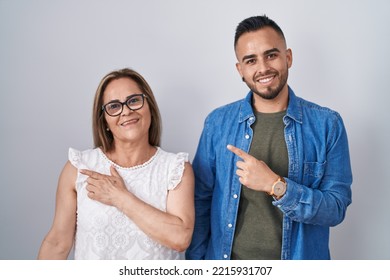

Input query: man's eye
[267,53,277,59]
[246,59,256,64]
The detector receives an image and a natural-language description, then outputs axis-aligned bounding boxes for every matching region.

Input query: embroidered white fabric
[68,147,189,260]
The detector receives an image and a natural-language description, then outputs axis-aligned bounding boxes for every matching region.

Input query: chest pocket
[303,161,326,189]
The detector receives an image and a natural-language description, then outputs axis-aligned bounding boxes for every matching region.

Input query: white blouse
[68,147,188,260]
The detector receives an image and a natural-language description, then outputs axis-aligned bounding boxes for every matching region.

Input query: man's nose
[256,59,270,75]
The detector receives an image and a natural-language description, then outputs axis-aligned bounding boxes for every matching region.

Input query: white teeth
[259,76,274,83]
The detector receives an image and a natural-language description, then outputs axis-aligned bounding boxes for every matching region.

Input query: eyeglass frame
[101,93,147,117]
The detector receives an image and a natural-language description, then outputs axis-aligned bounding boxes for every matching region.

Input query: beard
[245,68,289,100]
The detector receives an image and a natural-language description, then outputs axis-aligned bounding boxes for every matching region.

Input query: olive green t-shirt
[231,110,288,260]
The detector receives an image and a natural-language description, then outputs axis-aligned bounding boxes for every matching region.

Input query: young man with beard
[185,15,352,260]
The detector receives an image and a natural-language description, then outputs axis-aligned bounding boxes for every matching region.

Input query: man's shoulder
[293,93,342,120]
[206,98,246,119]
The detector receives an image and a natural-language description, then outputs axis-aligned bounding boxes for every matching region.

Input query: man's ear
[286,48,293,69]
[236,62,244,80]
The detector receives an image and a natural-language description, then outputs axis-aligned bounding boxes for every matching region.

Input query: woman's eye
[108,103,121,110]
[128,97,141,104]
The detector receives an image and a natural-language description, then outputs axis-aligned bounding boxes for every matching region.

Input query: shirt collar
[238,86,303,124]
[286,87,303,124]
[238,91,255,123]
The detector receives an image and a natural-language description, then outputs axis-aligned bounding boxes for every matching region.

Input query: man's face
[235,27,292,100]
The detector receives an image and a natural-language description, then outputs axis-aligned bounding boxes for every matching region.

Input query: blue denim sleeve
[274,113,353,227]
[185,116,215,259]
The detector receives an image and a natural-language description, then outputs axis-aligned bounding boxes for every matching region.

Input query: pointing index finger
[227,144,250,160]
[80,169,106,180]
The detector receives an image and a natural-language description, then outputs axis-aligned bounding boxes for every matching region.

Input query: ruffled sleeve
[168,152,189,190]
[69,148,82,168]
[68,148,92,191]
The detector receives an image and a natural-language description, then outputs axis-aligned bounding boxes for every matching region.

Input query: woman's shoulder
[156,147,189,163]
[156,147,190,190]
[68,147,101,169]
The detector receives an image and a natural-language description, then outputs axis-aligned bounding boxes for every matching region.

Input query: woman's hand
[80,166,129,208]
[80,162,195,252]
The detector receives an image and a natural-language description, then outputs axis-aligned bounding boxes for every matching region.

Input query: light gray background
[1,0,389,260]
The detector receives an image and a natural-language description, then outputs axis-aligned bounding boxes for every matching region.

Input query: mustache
[254,70,278,80]
[241,70,280,83]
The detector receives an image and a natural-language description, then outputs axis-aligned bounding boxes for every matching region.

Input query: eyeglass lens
[104,94,144,116]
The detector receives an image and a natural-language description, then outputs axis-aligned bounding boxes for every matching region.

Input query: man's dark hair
[234,15,286,48]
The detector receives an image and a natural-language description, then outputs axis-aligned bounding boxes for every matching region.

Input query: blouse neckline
[98,147,160,170]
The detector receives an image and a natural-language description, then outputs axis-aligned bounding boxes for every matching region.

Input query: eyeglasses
[102,94,147,117]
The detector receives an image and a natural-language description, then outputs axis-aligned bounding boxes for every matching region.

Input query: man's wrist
[268,176,287,199]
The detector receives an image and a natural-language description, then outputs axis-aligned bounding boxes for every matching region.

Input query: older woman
[38,68,194,260]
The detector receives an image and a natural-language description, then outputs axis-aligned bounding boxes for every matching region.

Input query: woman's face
[102,77,151,146]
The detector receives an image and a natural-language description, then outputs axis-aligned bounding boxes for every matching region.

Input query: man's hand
[227,144,278,193]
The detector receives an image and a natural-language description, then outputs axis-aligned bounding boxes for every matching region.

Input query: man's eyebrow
[241,54,257,62]
[241,48,281,62]
[264,48,281,56]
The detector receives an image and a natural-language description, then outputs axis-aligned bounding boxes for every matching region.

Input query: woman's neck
[105,141,157,168]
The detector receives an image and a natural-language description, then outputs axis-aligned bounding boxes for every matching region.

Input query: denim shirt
[185,87,352,260]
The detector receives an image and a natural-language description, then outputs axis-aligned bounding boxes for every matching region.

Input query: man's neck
[252,88,289,113]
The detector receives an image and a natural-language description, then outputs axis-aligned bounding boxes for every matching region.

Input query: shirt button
[223,254,228,259]
[228,223,232,228]
[233,194,238,199]
[245,134,250,139]
[249,117,255,122]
